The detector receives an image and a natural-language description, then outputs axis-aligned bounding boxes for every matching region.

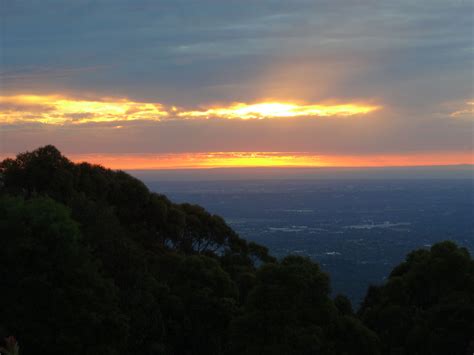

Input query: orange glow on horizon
[0,94,379,125]
[32,152,474,170]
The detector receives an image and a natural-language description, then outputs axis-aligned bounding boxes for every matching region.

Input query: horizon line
[124,163,474,172]
[1,150,472,171]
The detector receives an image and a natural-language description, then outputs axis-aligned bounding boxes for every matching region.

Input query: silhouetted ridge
[0,146,472,355]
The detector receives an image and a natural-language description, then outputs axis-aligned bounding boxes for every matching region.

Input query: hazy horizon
[128,164,474,181]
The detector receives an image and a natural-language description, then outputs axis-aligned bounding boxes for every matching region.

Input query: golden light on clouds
[43,151,473,170]
[0,94,168,125]
[0,94,379,125]
[450,101,474,119]
[179,102,379,119]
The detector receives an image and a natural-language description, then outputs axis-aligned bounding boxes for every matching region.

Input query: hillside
[0,146,473,355]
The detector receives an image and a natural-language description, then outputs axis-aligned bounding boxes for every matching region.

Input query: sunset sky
[1,0,473,169]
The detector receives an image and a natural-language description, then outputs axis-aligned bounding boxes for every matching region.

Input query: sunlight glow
[0,94,379,125]
[58,152,473,170]
[178,102,379,119]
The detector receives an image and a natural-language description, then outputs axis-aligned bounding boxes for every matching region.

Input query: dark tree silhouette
[0,146,471,355]
[230,256,380,355]
[359,241,474,355]
[0,197,128,355]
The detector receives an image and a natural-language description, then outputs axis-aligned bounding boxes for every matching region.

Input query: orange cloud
[0,94,168,124]
[0,94,379,125]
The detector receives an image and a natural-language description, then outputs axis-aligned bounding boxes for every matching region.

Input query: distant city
[140,173,474,304]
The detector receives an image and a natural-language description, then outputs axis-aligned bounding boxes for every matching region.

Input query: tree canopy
[359,241,474,355]
[0,146,472,354]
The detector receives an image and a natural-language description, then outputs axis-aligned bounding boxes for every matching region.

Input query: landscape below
[142,177,474,304]
[0,146,473,355]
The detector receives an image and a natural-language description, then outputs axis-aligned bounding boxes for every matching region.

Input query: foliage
[0,197,128,355]
[0,146,268,354]
[230,256,380,355]
[359,241,474,355]
[0,146,472,354]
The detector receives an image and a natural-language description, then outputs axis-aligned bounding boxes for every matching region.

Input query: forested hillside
[0,146,473,355]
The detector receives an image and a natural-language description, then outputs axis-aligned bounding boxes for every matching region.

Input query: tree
[0,146,274,354]
[4,146,471,354]
[0,146,268,262]
[137,252,238,354]
[359,241,474,355]
[0,197,128,355]
[230,256,380,355]
[0,145,75,201]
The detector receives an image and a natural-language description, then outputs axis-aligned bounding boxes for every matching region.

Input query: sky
[0,0,473,169]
